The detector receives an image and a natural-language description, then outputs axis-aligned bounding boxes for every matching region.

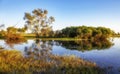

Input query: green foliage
[24,8,55,38]
[57,26,114,39]
[7,27,18,34]
[0,30,6,38]
[4,26,26,44]
[62,26,78,37]
[5,33,26,44]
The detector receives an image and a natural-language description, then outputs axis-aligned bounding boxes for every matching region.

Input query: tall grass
[0,50,105,74]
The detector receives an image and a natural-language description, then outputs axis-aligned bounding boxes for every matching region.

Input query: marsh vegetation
[0,49,104,74]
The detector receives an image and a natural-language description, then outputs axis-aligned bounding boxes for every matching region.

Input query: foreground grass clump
[0,50,104,74]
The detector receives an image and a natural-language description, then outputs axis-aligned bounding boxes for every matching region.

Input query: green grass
[22,37,75,40]
[112,35,120,37]
[0,33,118,40]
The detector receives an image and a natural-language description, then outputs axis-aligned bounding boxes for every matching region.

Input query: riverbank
[0,36,90,41]
[0,49,104,74]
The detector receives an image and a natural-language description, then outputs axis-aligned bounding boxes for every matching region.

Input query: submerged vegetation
[0,49,104,74]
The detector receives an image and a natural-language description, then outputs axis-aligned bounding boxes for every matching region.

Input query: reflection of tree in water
[0,39,105,74]
[4,38,27,49]
[24,39,53,60]
[55,39,114,51]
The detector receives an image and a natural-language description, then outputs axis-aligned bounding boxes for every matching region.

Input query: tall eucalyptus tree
[24,9,55,38]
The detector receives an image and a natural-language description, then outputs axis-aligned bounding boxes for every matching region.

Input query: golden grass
[0,50,104,74]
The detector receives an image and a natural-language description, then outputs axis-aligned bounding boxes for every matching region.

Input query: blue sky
[0,0,120,32]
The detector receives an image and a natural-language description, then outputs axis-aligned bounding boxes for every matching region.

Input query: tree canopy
[24,8,55,38]
[55,26,115,39]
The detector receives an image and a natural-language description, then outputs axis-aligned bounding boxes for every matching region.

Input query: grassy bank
[112,35,120,37]
[0,34,117,41]
[0,37,87,41]
[0,49,104,74]
[1,34,97,41]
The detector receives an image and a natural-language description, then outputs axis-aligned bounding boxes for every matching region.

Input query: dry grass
[0,50,104,74]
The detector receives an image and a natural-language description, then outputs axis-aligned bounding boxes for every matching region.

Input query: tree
[0,24,5,37]
[17,27,26,33]
[61,27,78,37]
[59,26,114,39]
[0,30,6,37]
[77,26,92,39]
[24,8,55,38]
[7,27,17,34]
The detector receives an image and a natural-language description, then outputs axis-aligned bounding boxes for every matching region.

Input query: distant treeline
[54,26,115,39]
[0,26,116,39]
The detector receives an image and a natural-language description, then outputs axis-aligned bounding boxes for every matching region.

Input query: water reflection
[23,39,114,60]
[24,39,53,60]
[5,38,27,48]
[0,38,117,74]
[55,39,114,51]
[4,37,114,52]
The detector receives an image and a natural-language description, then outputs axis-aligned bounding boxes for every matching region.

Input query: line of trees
[0,9,116,40]
[0,25,115,39]
[54,26,115,40]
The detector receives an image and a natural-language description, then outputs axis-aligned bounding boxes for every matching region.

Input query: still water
[0,38,120,74]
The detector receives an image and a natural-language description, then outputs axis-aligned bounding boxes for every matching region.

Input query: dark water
[0,38,120,74]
